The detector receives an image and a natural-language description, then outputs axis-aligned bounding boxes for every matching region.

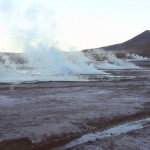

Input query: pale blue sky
[0,0,150,52]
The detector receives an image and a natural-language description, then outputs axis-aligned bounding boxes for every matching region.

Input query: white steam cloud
[0,0,57,52]
[0,0,139,83]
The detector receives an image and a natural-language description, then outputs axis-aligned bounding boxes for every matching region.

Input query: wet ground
[60,117,150,150]
[0,60,150,150]
[69,126,150,150]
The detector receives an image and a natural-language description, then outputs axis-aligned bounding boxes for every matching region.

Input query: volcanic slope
[83,30,150,57]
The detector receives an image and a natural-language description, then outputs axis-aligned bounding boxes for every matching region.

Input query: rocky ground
[0,61,150,150]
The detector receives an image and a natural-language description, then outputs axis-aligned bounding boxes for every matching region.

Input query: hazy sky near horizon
[0,0,150,52]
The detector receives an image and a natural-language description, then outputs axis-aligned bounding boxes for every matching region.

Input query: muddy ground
[0,61,150,150]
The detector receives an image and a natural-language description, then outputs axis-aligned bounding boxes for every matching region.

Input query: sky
[0,0,150,52]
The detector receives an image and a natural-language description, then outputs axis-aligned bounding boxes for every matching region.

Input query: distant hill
[0,30,150,64]
[83,30,150,57]
[0,52,26,64]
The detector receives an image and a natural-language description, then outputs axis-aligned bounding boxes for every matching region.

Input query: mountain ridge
[83,30,150,57]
